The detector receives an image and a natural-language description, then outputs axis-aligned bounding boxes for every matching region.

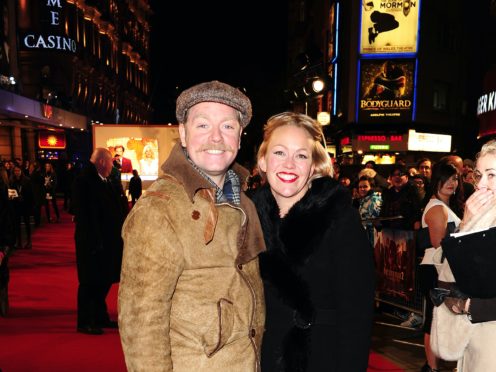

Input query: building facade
[0,0,151,163]
[285,0,494,164]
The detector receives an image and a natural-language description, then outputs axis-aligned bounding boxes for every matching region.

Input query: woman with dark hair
[354,175,382,246]
[419,159,463,372]
[252,112,375,372]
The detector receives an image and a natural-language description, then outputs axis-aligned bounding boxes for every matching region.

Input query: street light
[311,78,325,93]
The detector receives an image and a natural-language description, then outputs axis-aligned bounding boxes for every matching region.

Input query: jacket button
[237,264,243,270]
[250,329,256,337]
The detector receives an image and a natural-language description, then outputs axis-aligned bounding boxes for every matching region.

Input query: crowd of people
[2,80,495,372]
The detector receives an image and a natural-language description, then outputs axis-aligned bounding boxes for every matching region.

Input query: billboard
[360,0,420,55]
[93,125,180,181]
[357,58,415,123]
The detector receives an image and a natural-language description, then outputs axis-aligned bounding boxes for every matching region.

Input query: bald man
[71,148,125,335]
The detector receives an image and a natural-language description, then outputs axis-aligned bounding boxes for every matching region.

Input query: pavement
[371,311,457,371]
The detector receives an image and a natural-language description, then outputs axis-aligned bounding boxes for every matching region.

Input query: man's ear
[179,124,186,147]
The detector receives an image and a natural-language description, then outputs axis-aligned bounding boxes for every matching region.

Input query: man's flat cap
[176,80,252,127]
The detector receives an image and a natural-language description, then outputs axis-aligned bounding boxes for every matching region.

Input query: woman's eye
[296,154,308,160]
[273,150,284,156]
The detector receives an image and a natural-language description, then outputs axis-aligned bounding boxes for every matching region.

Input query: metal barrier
[372,227,426,347]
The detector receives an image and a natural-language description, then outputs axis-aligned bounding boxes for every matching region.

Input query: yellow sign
[360,0,420,55]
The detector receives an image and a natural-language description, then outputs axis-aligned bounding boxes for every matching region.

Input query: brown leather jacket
[118,143,266,371]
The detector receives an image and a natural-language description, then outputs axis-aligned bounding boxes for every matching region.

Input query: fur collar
[252,176,350,264]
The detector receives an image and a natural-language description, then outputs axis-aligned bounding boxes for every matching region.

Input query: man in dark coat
[71,148,125,335]
[128,169,142,206]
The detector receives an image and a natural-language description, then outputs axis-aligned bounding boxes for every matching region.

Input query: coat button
[237,264,243,270]
[250,329,256,337]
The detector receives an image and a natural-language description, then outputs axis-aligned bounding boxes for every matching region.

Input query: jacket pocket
[201,298,234,357]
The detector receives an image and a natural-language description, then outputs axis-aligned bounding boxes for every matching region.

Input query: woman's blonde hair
[257,112,333,182]
[477,139,496,161]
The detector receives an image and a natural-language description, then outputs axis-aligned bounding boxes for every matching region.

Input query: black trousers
[77,281,112,328]
[44,196,59,221]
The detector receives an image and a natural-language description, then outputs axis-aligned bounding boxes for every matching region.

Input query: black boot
[421,362,440,372]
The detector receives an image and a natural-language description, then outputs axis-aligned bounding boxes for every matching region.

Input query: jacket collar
[253,177,349,264]
[161,142,249,203]
[161,143,264,263]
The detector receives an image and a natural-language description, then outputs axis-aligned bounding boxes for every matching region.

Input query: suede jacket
[118,143,266,372]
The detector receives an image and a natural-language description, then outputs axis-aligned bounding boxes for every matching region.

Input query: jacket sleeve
[469,297,496,323]
[119,199,184,372]
[334,205,376,371]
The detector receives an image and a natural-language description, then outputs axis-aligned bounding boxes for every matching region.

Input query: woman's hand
[462,189,496,226]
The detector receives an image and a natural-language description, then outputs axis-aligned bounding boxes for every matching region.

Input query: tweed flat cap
[176,80,252,127]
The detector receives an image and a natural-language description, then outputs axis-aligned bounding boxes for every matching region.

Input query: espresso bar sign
[21,0,76,53]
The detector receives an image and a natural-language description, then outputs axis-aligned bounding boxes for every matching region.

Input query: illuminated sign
[354,132,408,152]
[20,0,76,53]
[357,58,415,123]
[478,66,496,138]
[407,129,451,152]
[357,135,403,142]
[39,131,66,149]
[370,144,390,150]
[360,0,421,55]
[340,137,350,146]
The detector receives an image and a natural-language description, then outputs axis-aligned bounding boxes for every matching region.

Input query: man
[118,81,266,371]
[114,145,133,173]
[379,164,422,231]
[72,148,125,335]
[417,158,432,182]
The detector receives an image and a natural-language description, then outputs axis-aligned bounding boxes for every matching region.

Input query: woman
[419,160,462,372]
[431,139,496,371]
[42,162,59,223]
[353,175,382,246]
[251,112,375,372]
[139,144,158,176]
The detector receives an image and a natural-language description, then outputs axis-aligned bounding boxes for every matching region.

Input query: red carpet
[0,203,404,371]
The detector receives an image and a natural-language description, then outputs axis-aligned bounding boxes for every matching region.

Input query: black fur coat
[252,177,375,372]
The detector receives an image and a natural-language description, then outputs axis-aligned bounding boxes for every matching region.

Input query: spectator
[379,164,422,231]
[128,169,142,206]
[9,165,33,249]
[418,160,462,372]
[28,162,45,227]
[354,175,383,246]
[71,148,125,335]
[42,162,60,223]
[0,163,14,316]
[62,162,76,211]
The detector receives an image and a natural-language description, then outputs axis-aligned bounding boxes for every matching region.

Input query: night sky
[148,1,289,164]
